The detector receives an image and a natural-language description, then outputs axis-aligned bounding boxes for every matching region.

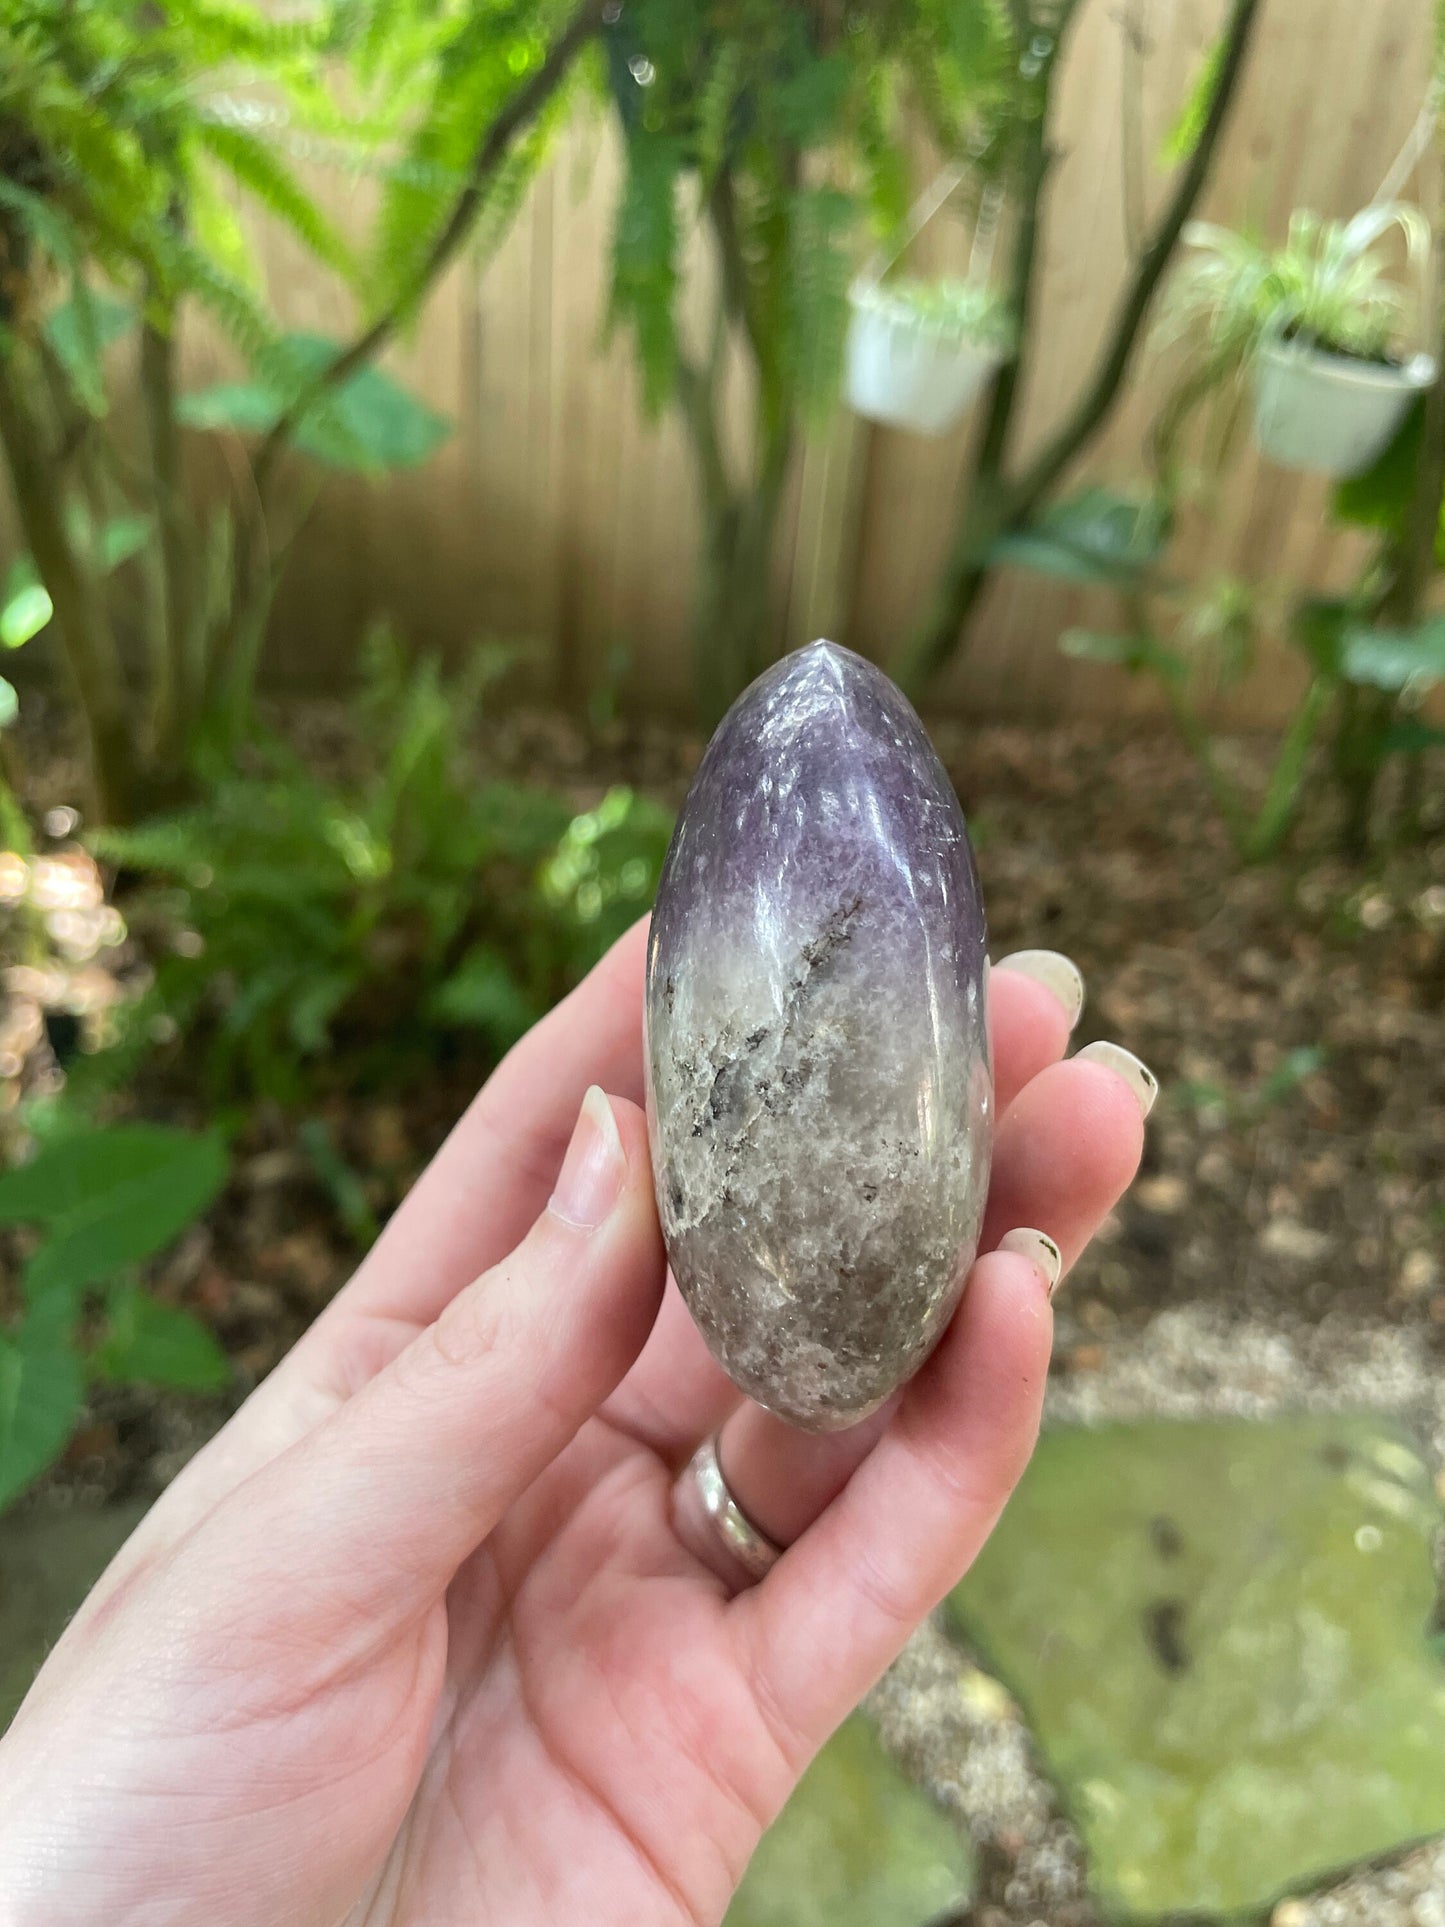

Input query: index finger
[335,916,651,1332]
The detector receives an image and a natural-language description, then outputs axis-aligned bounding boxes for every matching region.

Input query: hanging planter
[1159,204,1437,481]
[845,278,1013,437]
[1251,338,1436,478]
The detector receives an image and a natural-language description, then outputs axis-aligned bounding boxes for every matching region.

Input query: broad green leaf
[1382,718,1445,756]
[95,514,153,573]
[1061,627,1187,685]
[1341,617,1445,691]
[1292,596,1352,677]
[94,1285,229,1394]
[1,558,53,649]
[1332,396,1430,544]
[992,489,1172,588]
[43,288,134,414]
[179,331,450,473]
[60,506,153,576]
[177,380,286,438]
[0,1316,84,1512]
[0,678,17,729]
[0,1126,228,1298]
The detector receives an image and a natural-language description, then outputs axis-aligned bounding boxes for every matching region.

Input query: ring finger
[677,1038,1154,1584]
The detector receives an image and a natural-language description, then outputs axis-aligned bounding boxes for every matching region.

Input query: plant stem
[895,0,1264,693]
[1335,242,1445,847]
[140,298,188,759]
[1018,0,1262,508]
[218,0,606,746]
[250,0,607,502]
[1160,678,1251,852]
[1241,675,1329,861]
[0,339,135,822]
[679,153,800,717]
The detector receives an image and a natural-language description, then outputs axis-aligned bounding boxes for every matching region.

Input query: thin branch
[956,1,1086,499]
[251,0,607,500]
[970,120,1053,484]
[674,351,733,520]
[1379,237,1445,627]
[1013,0,1263,511]
[895,0,1262,695]
[706,169,768,385]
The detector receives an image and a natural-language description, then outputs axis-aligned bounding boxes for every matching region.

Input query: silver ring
[682,1433,783,1583]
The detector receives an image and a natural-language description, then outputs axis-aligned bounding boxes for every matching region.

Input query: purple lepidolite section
[645,640,991,1431]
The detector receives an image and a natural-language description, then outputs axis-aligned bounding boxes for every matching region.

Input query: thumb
[213,1088,665,1633]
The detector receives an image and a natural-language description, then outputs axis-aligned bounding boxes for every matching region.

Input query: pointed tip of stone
[799,638,871,675]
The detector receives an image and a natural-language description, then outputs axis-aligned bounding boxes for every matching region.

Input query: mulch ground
[6,703,1443,1509]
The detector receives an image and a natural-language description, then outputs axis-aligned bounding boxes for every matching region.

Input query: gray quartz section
[646,640,991,1431]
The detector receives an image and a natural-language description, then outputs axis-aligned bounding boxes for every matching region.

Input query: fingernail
[999,1227,1063,1297]
[1076,1040,1159,1119]
[550,1087,625,1229]
[995,950,1085,1029]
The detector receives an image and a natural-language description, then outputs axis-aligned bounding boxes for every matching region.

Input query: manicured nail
[995,950,1085,1029]
[999,1227,1063,1297]
[550,1086,625,1229]
[1076,1040,1159,1118]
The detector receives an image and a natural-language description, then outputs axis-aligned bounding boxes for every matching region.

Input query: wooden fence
[244,0,1439,719]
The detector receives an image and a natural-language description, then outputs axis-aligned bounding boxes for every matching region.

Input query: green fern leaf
[192,120,357,282]
[607,131,682,414]
[783,186,855,423]
[696,43,745,187]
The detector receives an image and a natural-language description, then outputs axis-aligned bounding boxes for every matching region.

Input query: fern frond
[783,186,854,423]
[371,11,525,307]
[607,130,682,414]
[0,175,82,276]
[161,0,336,67]
[696,43,745,188]
[148,226,303,388]
[191,120,357,281]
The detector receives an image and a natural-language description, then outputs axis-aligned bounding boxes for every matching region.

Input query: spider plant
[1162,203,1432,370]
[853,277,1017,352]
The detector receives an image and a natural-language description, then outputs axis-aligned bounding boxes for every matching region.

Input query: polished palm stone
[645,640,991,1432]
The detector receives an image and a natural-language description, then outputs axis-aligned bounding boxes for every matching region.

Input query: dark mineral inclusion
[645,640,991,1432]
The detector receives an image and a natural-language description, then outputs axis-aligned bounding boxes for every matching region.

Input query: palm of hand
[362,1424,781,1926]
[0,926,1143,1927]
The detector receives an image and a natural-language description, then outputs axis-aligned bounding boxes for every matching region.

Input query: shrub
[80,636,673,1107]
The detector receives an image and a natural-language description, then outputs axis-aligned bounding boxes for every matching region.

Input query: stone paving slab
[948,1415,1445,1921]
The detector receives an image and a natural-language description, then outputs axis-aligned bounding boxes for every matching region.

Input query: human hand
[0,926,1150,1927]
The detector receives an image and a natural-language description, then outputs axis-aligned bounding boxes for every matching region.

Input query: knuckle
[430,1260,525,1373]
[387,1261,527,1396]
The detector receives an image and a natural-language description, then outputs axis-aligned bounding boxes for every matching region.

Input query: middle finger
[688,1035,1153,1570]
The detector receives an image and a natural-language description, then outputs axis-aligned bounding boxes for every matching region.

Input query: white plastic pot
[1251,339,1437,478]
[844,287,1003,436]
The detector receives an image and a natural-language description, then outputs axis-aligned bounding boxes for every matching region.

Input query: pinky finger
[727,1245,1054,1770]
